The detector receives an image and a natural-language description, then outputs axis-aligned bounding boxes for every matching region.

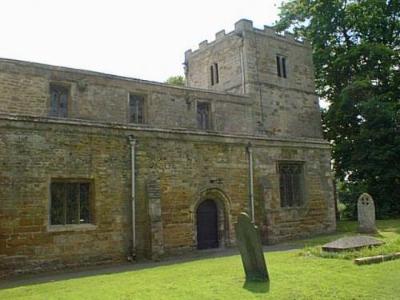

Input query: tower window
[210,65,214,85]
[276,55,287,78]
[210,63,219,85]
[214,63,219,84]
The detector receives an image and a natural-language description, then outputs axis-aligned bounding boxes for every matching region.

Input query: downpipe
[128,135,137,260]
[247,142,255,222]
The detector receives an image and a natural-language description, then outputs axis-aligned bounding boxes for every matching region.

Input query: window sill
[280,206,307,210]
[269,205,308,213]
[48,224,97,232]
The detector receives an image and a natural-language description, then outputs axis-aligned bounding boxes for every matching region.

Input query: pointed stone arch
[190,188,233,249]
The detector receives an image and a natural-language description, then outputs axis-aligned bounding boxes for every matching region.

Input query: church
[0,19,336,277]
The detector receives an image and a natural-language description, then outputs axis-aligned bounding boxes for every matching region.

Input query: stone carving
[235,212,269,282]
[357,193,377,233]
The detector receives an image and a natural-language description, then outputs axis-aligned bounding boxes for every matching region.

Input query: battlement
[185,19,309,59]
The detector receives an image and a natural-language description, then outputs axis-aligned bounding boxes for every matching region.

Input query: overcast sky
[0,0,284,82]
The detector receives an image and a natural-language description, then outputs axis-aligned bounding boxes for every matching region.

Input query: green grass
[1,220,400,300]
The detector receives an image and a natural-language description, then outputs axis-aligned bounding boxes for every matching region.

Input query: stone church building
[0,19,336,277]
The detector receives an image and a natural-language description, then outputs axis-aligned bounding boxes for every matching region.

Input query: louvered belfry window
[279,162,304,207]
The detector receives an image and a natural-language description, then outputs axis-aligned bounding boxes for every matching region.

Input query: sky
[0,0,284,82]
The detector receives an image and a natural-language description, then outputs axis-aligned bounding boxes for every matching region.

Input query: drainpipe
[128,135,137,259]
[247,142,255,223]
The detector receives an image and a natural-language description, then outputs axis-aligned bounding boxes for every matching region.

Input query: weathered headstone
[357,193,377,233]
[235,212,269,282]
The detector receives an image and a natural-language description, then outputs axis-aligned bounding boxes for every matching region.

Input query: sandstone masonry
[0,19,336,278]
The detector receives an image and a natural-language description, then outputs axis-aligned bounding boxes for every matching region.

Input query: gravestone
[235,212,269,282]
[322,236,384,252]
[357,193,377,233]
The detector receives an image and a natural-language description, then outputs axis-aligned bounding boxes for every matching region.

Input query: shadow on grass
[243,280,270,294]
[0,244,300,290]
[0,245,296,290]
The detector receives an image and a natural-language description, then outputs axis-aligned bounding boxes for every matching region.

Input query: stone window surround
[47,178,96,232]
[49,82,71,118]
[210,63,220,86]
[196,99,214,130]
[276,55,287,78]
[277,160,306,208]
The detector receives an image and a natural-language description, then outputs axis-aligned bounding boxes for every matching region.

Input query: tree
[165,75,185,86]
[276,0,400,218]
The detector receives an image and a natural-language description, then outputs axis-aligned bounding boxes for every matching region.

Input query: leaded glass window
[197,102,211,130]
[49,84,69,117]
[129,94,145,124]
[279,162,304,207]
[50,181,92,225]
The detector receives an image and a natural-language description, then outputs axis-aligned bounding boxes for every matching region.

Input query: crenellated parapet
[185,19,309,59]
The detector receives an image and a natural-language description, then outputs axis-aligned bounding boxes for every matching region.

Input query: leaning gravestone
[357,193,377,233]
[235,212,269,282]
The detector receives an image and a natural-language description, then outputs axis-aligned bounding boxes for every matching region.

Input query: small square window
[197,101,211,130]
[49,84,69,117]
[129,94,145,124]
[278,162,304,207]
[50,180,93,225]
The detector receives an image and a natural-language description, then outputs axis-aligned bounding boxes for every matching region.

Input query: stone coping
[0,57,250,100]
[354,253,400,265]
[0,113,331,148]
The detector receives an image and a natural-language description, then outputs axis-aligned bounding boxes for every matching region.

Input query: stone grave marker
[235,212,269,282]
[357,193,377,233]
[322,236,384,252]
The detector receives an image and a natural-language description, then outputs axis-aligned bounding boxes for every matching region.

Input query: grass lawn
[1,220,400,300]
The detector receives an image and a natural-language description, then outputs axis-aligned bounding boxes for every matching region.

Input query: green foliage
[165,75,185,86]
[276,0,400,218]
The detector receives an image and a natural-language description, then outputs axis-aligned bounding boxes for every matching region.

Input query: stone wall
[0,116,335,278]
[185,32,244,93]
[185,19,322,138]
[0,59,253,135]
[242,26,322,138]
[0,119,132,277]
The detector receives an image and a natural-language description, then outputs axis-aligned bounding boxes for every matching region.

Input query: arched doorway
[196,199,218,249]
